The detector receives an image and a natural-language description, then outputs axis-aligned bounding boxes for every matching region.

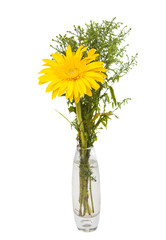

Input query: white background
[0,0,166,239]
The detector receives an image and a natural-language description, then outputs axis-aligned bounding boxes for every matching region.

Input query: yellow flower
[38,45,107,103]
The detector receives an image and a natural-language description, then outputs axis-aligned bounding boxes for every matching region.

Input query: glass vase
[72,146,100,232]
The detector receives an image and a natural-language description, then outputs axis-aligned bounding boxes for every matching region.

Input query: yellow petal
[58,81,68,97]
[77,79,87,94]
[95,77,105,83]
[38,74,51,81]
[86,87,92,97]
[75,45,84,56]
[38,81,46,85]
[52,89,59,99]
[73,81,79,98]
[76,45,88,59]
[46,80,62,92]
[90,67,107,72]
[82,54,99,64]
[38,74,51,85]
[69,92,74,102]
[81,77,92,89]
[87,61,104,70]
[38,68,56,74]
[74,94,80,103]
[66,80,74,98]
[66,45,73,59]
[77,80,85,96]
[100,72,107,78]
[87,48,96,56]
[85,72,105,83]
[51,52,64,63]
[84,77,100,90]
[42,59,57,67]
[85,71,106,79]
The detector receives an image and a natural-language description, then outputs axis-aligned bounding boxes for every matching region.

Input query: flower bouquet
[38,18,137,231]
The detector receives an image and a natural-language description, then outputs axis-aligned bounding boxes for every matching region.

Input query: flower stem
[75,101,87,149]
[75,101,94,217]
[90,177,94,213]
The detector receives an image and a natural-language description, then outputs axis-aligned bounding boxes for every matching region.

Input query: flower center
[68,68,79,79]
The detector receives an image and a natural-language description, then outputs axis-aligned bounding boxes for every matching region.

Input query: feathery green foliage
[51,18,138,147]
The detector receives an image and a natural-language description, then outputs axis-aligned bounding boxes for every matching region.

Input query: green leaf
[92,113,100,122]
[53,108,73,128]
[114,114,119,119]
[68,106,76,113]
[109,86,117,105]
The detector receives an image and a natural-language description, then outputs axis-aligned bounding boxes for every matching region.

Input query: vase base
[74,213,100,232]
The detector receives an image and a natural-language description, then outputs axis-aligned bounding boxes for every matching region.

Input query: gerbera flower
[38,45,107,103]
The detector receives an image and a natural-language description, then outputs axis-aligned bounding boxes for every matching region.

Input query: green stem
[79,177,83,216]
[75,101,87,149]
[90,177,94,213]
[76,101,94,216]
